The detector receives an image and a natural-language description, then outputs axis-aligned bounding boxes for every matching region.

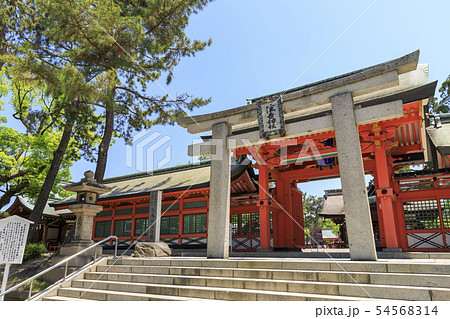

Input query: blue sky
[3,0,450,198]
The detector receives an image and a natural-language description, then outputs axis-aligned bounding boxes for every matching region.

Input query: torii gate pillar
[331,92,378,261]
[207,122,232,258]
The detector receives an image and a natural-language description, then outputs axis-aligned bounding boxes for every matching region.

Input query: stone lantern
[64,171,111,247]
[45,171,112,280]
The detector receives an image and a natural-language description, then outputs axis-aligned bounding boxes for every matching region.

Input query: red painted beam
[278,159,375,182]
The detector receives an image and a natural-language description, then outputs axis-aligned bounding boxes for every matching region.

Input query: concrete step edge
[57,287,207,301]
[103,261,450,275]
[109,257,450,267]
[42,296,91,301]
[70,278,390,300]
[110,257,450,263]
[96,265,450,279]
[82,272,450,292]
[63,282,379,301]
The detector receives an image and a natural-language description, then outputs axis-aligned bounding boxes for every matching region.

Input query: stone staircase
[38,257,450,301]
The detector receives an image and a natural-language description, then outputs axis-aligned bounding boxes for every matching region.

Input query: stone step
[39,257,450,301]
[68,279,376,301]
[56,287,207,301]
[107,258,450,275]
[42,296,90,301]
[94,265,450,288]
[74,276,450,301]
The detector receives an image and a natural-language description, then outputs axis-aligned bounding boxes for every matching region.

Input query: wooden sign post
[0,216,33,301]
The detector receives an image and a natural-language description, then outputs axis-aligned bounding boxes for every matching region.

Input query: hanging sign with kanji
[0,216,33,264]
[257,97,286,138]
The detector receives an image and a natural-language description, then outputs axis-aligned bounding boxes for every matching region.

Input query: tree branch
[145,0,189,36]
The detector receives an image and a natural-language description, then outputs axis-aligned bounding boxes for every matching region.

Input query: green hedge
[23,243,47,262]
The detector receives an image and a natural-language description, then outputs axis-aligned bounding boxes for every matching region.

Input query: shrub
[11,277,51,292]
[23,277,51,292]
[0,211,10,219]
[23,243,47,262]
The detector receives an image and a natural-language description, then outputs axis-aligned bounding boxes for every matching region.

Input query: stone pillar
[148,190,162,242]
[207,122,231,258]
[70,204,103,247]
[331,92,377,261]
[55,203,103,271]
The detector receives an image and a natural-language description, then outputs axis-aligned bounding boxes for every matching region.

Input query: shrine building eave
[50,156,255,209]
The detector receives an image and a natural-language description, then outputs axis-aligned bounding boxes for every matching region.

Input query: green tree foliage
[431,75,450,113]
[303,192,324,229]
[0,126,74,207]
[302,192,338,240]
[2,0,213,240]
[0,71,77,209]
[87,0,213,182]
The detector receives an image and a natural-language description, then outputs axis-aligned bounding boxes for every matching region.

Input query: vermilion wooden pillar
[392,175,407,251]
[271,176,303,249]
[375,195,386,248]
[272,177,284,248]
[273,177,292,248]
[284,182,295,248]
[374,146,399,249]
[281,179,293,247]
[291,186,305,248]
[258,165,271,250]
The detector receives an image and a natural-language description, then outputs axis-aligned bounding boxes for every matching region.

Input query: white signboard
[0,216,33,264]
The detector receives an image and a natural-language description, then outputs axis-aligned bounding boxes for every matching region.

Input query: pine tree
[431,75,450,114]
[2,0,212,240]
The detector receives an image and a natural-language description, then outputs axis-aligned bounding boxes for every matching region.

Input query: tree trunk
[0,23,6,71]
[27,118,75,242]
[94,107,114,184]
[314,208,319,227]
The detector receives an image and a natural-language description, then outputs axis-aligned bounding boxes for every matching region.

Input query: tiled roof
[426,123,450,155]
[52,157,255,207]
[8,196,72,216]
[321,195,345,216]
